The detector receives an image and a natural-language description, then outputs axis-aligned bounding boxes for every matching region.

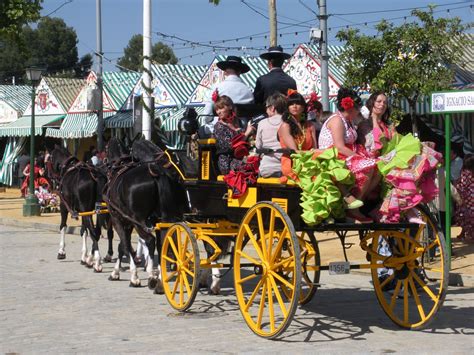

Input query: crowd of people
[200,46,473,240]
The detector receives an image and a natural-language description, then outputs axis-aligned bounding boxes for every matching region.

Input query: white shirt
[203,74,254,118]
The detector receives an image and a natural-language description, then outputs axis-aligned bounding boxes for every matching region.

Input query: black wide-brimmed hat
[259,45,291,60]
[216,56,250,74]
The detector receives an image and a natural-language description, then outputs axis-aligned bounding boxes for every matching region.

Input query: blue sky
[39,0,473,72]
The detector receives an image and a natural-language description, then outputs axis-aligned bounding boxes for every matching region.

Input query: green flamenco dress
[290,148,354,225]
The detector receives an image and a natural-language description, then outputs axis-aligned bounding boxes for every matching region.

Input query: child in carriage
[35,183,60,213]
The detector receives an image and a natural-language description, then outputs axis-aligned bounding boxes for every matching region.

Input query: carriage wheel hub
[254,265,264,275]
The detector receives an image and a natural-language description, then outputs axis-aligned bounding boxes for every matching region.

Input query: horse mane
[131,138,163,162]
[107,137,129,163]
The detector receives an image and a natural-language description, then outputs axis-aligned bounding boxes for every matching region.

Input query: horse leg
[57,203,68,259]
[209,262,221,295]
[80,224,90,266]
[103,216,114,263]
[90,215,103,272]
[108,218,132,281]
[136,228,161,292]
[134,236,145,266]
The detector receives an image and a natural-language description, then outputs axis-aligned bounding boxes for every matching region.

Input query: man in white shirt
[202,56,254,135]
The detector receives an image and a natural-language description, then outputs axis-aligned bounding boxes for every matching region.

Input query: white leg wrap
[146,254,154,276]
[210,262,221,295]
[129,254,141,286]
[94,250,102,272]
[110,258,120,280]
[81,229,89,263]
[58,226,66,254]
[136,237,144,258]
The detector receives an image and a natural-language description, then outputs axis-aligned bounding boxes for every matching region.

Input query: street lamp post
[23,67,43,217]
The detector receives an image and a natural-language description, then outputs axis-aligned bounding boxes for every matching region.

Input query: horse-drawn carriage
[51,104,447,339]
[154,129,448,339]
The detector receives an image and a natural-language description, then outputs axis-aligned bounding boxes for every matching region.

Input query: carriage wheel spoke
[236,273,257,285]
[236,249,261,266]
[171,272,180,300]
[244,224,265,261]
[426,239,439,252]
[380,273,395,290]
[181,270,192,296]
[179,274,184,306]
[256,281,267,328]
[267,209,276,258]
[267,278,275,332]
[270,270,294,291]
[244,277,264,312]
[403,279,409,323]
[270,227,289,263]
[256,209,267,258]
[164,270,178,282]
[163,255,177,264]
[389,280,402,311]
[269,274,288,318]
[409,275,426,321]
[168,237,179,259]
[181,236,190,259]
[181,265,195,278]
[273,255,294,270]
[176,231,182,257]
[413,272,438,302]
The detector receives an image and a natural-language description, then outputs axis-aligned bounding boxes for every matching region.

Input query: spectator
[83,145,95,163]
[17,151,30,189]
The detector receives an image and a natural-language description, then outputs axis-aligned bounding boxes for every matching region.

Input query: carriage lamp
[23,67,44,217]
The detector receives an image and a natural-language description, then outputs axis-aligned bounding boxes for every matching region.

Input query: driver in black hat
[203,55,254,121]
[253,45,297,105]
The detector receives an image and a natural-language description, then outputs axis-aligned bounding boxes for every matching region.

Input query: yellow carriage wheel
[279,231,320,305]
[161,223,200,312]
[369,207,448,329]
[234,202,301,339]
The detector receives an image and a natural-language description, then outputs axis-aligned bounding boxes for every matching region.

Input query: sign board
[430,90,474,114]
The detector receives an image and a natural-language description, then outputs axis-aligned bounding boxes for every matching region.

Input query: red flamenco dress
[21,164,49,197]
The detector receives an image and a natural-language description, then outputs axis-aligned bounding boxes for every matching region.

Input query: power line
[42,0,74,17]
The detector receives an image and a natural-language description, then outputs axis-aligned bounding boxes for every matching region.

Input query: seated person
[213,95,254,175]
[255,93,287,178]
[278,90,317,180]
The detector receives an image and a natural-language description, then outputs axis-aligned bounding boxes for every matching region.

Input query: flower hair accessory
[212,89,219,103]
[306,92,321,112]
[287,88,299,97]
[341,97,354,110]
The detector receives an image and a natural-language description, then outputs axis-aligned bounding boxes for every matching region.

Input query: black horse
[104,137,188,292]
[48,145,111,272]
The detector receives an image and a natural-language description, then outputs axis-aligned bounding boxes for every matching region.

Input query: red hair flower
[307,92,321,112]
[212,89,219,103]
[287,88,298,97]
[341,97,354,111]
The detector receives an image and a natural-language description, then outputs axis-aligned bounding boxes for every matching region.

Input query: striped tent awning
[0,114,64,137]
[105,107,178,128]
[45,111,115,138]
[161,107,206,131]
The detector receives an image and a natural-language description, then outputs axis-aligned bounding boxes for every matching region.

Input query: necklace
[295,124,306,150]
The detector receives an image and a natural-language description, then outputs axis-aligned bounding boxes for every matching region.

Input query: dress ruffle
[290,148,354,225]
[375,134,441,222]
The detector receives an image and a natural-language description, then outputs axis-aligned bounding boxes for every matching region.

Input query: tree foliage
[0,0,43,37]
[0,17,89,83]
[117,34,178,71]
[335,7,470,119]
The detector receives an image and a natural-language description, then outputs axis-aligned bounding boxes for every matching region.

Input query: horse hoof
[129,281,141,288]
[103,254,113,263]
[85,263,93,269]
[148,277,158,290]
[108,275,120,281]
[199,282,209,289]
[57,253,66,260]
[154,281,164,295]
[93,266,103,273]
[80,260,87,265]
[209,288,220,296]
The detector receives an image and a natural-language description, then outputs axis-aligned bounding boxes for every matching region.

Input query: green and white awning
[105,107,179,128]
[0,114,64,137]
[45,111,115,138]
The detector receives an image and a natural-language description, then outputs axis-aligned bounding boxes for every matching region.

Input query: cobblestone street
[1,224,473,354]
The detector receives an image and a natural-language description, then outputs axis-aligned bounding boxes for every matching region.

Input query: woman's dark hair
[463,154,474,172]
[366,91,391,125]
[336,87,362,111]
[284,92,307,137]
[214,95,235,111]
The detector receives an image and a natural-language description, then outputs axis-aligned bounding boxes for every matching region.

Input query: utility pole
[268,0,277,46]
[318,0,330,111]
[142,0,152,140]
[96,0,104,151]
